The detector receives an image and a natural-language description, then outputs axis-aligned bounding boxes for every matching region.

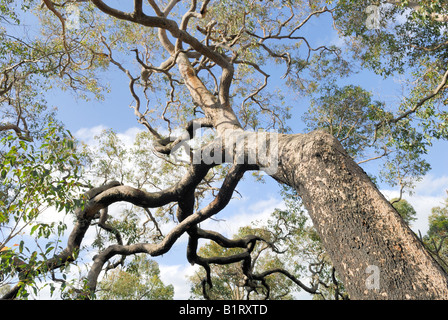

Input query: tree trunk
[271,130,448,299]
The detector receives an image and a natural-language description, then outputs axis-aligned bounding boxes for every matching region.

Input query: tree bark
[270,130,448,299]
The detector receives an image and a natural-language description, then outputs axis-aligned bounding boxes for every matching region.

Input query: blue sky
[20,4,448,299]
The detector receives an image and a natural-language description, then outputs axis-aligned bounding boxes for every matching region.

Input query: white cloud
[413,175,448,198]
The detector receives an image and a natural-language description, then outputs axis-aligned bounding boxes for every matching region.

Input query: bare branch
[254,268,318,294]
[386,0,448,22]
[134,0,143,17]
[41,0,72,70]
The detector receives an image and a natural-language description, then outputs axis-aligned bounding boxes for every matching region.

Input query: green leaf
[30,224,39,235]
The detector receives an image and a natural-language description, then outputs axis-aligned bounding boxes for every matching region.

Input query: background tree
[1,0,448,300]
[0,0,102,297]
[97,254,174,300]
[423,192,448,273]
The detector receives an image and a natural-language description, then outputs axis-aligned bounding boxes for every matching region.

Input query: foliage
[333,0,448,153]
[428,196,448,238]
[0,124,83,298]
[390,198,417,226]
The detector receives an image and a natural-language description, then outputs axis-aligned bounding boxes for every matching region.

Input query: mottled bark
[271,130,448,299]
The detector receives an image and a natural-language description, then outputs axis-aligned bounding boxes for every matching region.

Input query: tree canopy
[1,0,448,300]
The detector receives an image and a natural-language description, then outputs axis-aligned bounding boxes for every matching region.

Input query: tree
[2,0,448,300]
[0,0,91,298]
[188,208,308,300]
[391,198,417,226]
[0,125,85,298]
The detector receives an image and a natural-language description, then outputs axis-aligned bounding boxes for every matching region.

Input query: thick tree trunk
[271,130,448,299]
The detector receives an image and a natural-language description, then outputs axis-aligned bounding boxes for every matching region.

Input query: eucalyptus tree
[2,0,448,300]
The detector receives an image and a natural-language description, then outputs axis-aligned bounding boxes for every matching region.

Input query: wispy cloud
[74,124,108,146]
